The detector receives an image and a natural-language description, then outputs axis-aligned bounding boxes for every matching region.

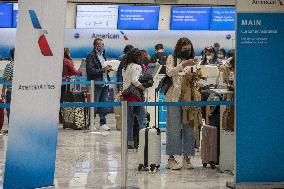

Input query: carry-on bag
[114,92,122,130]
[62,96,89,130]
[62,80,90,130]
[138,91,161,172]
[201,124,218,169]
[0,99,5,131]
[222,106,234,132]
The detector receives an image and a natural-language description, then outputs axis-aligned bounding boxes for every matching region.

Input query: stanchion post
[121,100,128,189]
[90,80,95,131]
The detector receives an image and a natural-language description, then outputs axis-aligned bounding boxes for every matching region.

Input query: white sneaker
[101,124,110,131]
[183,156,194,169]
[166,157,182,170]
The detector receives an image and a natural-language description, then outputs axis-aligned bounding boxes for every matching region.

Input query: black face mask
[180,50,191,60]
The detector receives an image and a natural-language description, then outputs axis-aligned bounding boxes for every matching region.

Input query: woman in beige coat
[165,37,197,170]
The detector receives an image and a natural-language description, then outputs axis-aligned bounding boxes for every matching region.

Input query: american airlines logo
[29,10,53,56]
[252,0,284,5]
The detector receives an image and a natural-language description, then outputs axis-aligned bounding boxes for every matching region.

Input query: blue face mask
[96,46,104,53]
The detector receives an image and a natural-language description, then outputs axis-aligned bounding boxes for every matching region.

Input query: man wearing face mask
[213,42,220,52]
[150,43,168,74]
[86,38,113,131]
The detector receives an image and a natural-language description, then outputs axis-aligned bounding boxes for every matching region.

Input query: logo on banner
[29,10,53,56]
[120,31,129,40]
[252,0,283,5]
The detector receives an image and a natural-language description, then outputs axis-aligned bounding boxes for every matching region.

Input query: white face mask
[217,55,224,59]
[206,55,213,60]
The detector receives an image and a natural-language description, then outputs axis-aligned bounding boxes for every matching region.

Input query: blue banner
[236,13,284,183]
[210,7,235,31]
[12,3,18,28]
[170,7,211,30]
[0,3,13,28]
[118,6,160,30]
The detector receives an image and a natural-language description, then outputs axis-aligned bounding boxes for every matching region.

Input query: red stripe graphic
[38,35,53,56]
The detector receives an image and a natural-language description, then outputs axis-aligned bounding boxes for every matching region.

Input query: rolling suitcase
[201,124,218,169]
[138,91,161,172]
[62,82,90,130]
[134,110,151,149]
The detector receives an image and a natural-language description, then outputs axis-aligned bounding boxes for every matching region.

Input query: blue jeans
[6,91,11,123]
[94,85,109,126]
[166,105,195,156]
[127,106,146,142]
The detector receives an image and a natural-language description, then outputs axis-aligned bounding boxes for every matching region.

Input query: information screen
[76,5,118,29]
[170,7,211,30]
[0,3,13,28]
[13,3,18,28]
[118,6,160,30]
[210,7,236,30]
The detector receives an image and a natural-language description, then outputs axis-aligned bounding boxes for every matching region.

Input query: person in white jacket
[165,37,197,170]
[122,48,146,149]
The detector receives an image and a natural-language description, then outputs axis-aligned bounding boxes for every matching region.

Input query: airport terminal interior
[1,0,283,189]
[0,117,234,189]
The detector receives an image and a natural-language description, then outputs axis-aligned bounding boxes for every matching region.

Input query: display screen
[0,3,13,28]
[12,3,18,28]
[170,7,211,30]
[210,7,236,30]
[76,5,118,29]
[118,6,160,30]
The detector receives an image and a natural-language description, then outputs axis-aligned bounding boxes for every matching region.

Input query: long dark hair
[123,44,134,54]
[122,48,143,70]
[173,37,195,64]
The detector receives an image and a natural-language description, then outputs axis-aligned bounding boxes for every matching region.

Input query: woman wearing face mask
[201,46,217,65]
[217,48,227,64]
[165,37,202,170]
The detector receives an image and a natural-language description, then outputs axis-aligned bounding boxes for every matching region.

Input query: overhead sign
[170,7,211,30]
[118,6,160,30]
[76,5,118,29]
[12,3,18,28]
[210,7,236,30]
[0,3,13,28]
[3,0,67,188]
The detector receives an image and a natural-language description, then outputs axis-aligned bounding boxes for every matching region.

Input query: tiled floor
[0,114,233,189]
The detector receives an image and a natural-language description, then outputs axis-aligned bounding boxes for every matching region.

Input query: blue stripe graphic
[29,10,42,29]
[0,81,123,86]
[1,101,235,109]
[60,101,234,108]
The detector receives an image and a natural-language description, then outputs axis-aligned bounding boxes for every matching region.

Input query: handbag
[155,75,173,95]
[121,84,144,102]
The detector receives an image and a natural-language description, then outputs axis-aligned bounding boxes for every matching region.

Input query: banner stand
[3,0,67,188]
[235,0,284,188]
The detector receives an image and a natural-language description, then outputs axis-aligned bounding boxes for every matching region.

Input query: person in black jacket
[150,43,168,74]
[86,38,113,131]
